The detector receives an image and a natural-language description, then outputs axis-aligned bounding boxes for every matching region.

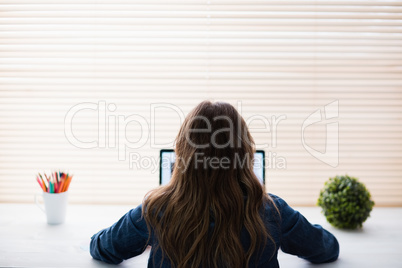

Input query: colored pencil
[35,171,73,193]
[63,176,73,192]
[36,177,46,192]
[38,174,47,192]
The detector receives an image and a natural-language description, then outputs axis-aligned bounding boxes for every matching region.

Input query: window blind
[0,0,401,206]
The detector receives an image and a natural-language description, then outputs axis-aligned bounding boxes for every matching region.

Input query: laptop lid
[159,149,265,185]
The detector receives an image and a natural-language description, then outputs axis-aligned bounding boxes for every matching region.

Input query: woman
[90,101,339,267]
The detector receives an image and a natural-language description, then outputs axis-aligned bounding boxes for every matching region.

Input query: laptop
[159,149,265,185]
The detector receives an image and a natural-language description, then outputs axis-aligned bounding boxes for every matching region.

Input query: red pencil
[38,174,48,192]
[36,177,46,192]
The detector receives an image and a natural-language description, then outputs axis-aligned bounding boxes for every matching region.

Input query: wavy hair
[143,101,276,268]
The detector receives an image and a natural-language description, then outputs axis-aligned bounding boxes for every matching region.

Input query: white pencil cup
[35,191,69,225]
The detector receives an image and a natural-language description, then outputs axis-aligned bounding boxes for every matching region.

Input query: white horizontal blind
[0,0,401,206]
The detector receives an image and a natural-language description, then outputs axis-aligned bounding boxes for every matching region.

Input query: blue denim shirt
[90,194,339,267]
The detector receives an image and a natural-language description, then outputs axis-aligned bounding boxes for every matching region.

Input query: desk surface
[0,203,401,268]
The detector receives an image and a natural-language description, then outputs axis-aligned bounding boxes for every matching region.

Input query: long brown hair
[143,101,276,268]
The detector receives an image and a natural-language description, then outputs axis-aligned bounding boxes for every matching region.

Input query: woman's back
[90,193,339,267]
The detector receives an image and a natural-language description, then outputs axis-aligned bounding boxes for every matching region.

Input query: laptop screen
[159,150,265,185]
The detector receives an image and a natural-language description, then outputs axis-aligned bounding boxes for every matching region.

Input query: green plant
[317,175,375,229]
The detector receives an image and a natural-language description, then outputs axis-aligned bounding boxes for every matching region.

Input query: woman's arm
[272,194,340,264]
[90,204,149,264]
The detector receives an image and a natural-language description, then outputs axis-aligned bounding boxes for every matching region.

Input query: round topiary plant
[317,175,375,229]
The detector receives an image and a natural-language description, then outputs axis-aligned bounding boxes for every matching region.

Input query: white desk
[0,203,401,267]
